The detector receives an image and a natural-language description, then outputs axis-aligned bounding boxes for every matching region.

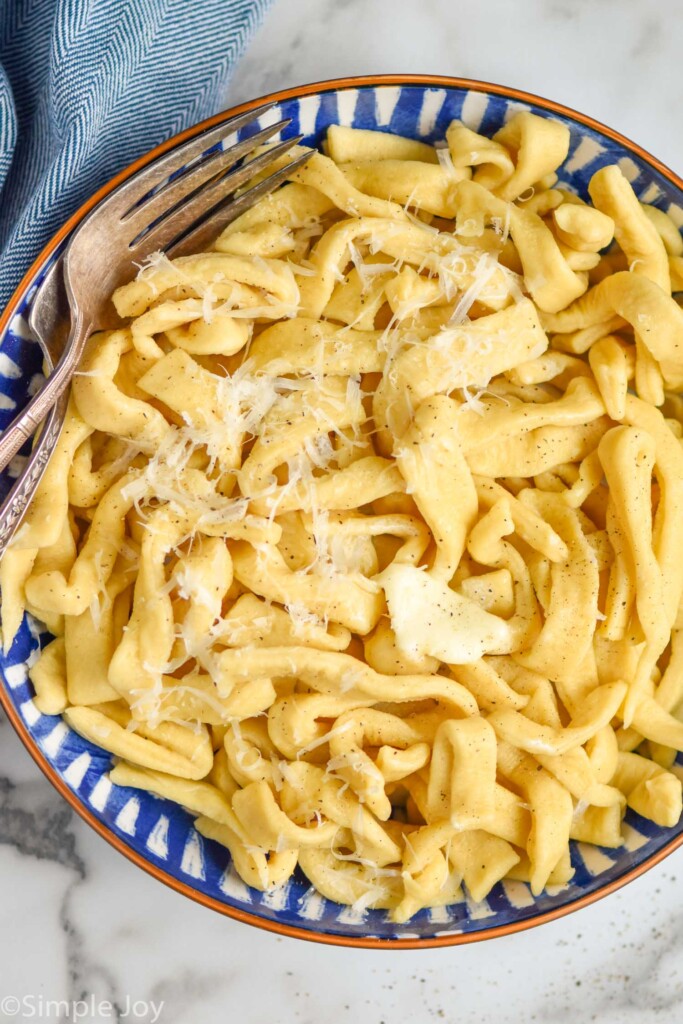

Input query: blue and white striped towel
[0,0,273,308]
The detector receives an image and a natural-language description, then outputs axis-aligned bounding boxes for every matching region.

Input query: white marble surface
[4,2,683,1022]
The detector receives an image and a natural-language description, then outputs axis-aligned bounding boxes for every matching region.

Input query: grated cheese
[435,143,457,176]
[295,720,355,759]
[285,600,327,636]
[448,252,502,325]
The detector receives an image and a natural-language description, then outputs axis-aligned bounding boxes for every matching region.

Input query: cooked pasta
[5,110,683,921]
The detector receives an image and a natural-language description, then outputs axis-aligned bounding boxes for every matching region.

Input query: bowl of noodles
[1,75,683,947]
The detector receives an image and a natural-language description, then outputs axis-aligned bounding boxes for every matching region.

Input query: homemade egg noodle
[5,112,683,922]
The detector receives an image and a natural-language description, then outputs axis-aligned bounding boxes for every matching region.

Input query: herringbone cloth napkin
[0,0,272,308]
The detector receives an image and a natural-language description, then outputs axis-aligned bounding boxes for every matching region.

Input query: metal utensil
[0,102,308,473]
[0,259,70,556]
[0,104,310,555]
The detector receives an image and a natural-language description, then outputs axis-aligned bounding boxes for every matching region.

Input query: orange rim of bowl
[2,74,683,949]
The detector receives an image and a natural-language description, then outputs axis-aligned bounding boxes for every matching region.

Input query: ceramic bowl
[2,75,682,948]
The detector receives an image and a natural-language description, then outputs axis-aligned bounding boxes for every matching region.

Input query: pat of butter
[379,563,512,664]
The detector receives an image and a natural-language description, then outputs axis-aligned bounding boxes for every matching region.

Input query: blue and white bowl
[2,76,682,947]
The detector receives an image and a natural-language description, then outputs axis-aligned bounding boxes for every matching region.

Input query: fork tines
[133,131,306,254]
[166,147,312,259]
[119,103,308,257]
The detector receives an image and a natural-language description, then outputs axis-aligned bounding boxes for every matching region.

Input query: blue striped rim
[1,81,682,943]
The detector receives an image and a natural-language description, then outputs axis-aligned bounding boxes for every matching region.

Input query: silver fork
[0,103,309,556]
[0,261,71,556]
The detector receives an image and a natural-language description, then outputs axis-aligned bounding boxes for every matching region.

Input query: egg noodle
[5,111,683,921]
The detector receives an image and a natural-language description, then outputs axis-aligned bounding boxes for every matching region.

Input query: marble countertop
[3,1,683,1022]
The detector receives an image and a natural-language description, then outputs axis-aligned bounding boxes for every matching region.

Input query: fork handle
[0,390,70,559]
[0,312,90,473]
